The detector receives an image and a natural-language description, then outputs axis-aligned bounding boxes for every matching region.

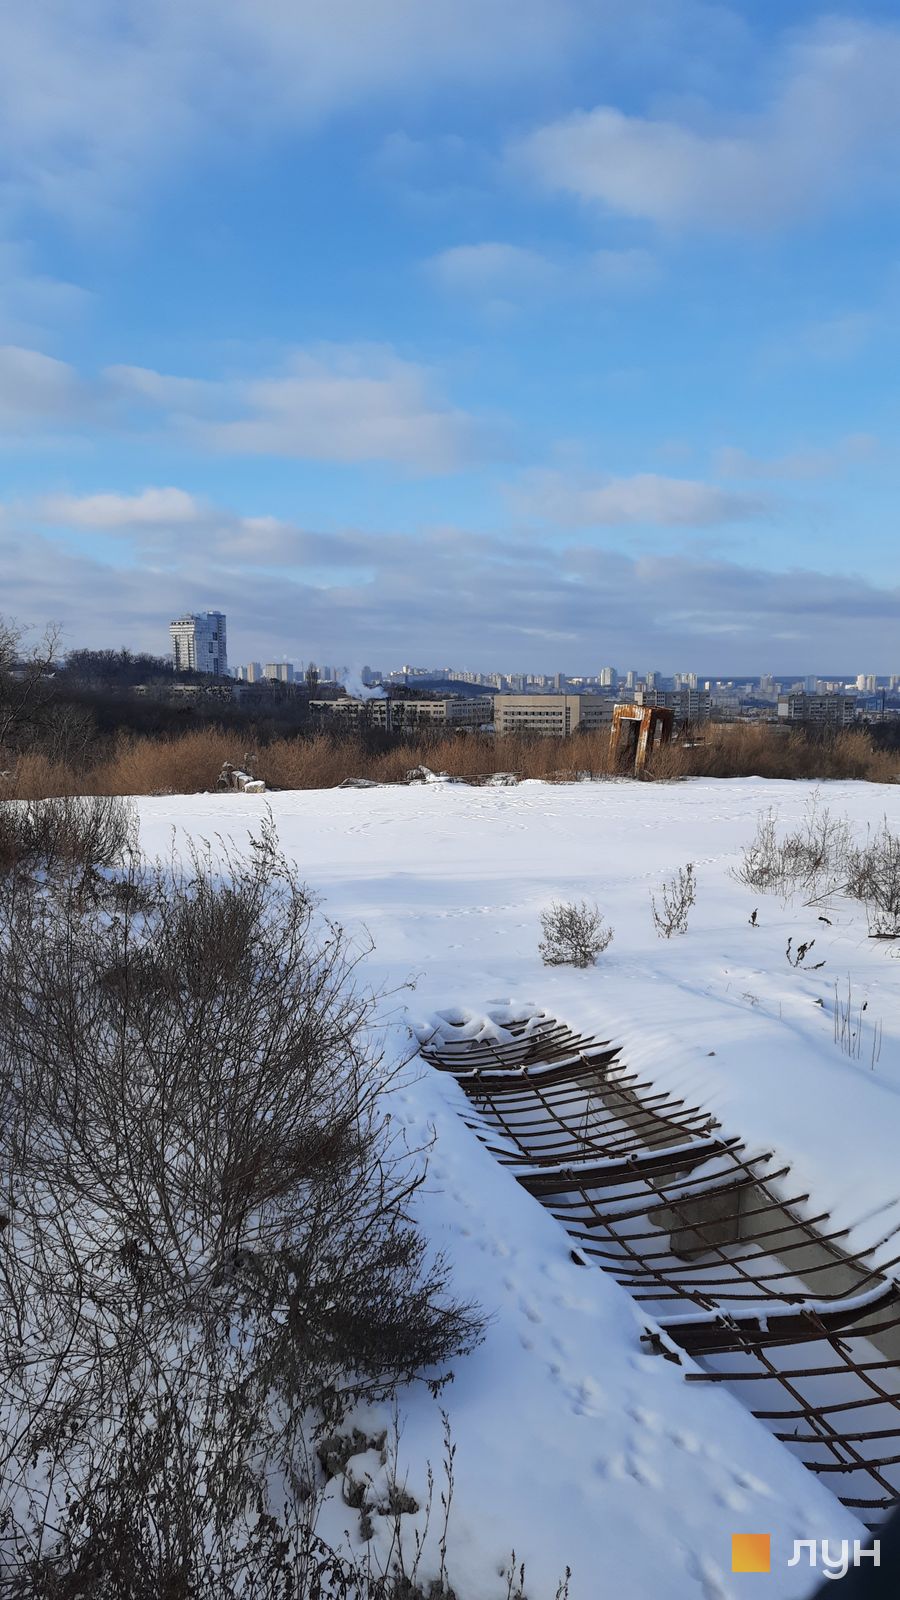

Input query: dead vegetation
[0,719,897,801]
[736,797,900,941]
[650,863,696,938]
[0,792,136,877]
[0,816,487,1597]
[846,818,900,935]
[735,795,855,899]
[539,900,614,968]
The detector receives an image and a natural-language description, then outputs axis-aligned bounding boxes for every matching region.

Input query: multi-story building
[599,667,617,688]
[634,687,712,722]
[170,612,227,677]
[309,697,493,732]
[856,674,877,694]
[264,662,295,683]
[493,695,612,736]
[777,693,856,727]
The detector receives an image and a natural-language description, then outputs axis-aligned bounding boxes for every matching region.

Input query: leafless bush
[846,818,900,935]
[0,817,481,1593]
[0,793,136,879]
[735,797,853,899]
[5,1411,570,1599]
[539,900,613,967]
[650,863,696,937]
[734,807,782,892]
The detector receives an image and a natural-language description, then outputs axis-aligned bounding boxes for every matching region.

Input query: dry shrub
[0,794,136,879]
[258,733,362,789]
[0,818,481,1595]
[735,796,855,898]
[539,899,614,967]
[92,728,244,795]
[1,720,897,799]
[2,752,82,799]
[847,817,900,933]
[644,724,897,784]
[651,863,696,937]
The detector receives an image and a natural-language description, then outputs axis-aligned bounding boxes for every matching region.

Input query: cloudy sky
[2,0,900,674]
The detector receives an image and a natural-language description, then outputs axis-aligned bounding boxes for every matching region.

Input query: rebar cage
[420,1013,900,1518]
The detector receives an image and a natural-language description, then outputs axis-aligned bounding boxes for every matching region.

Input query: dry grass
[643,725,896,783]
[0,722,896,799]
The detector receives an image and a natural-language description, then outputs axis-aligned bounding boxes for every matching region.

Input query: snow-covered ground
[135,777,900,1599]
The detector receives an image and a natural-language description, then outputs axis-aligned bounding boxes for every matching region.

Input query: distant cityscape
[168,611,900,732]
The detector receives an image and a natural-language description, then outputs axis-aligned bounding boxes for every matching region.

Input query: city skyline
[3,3,900,668]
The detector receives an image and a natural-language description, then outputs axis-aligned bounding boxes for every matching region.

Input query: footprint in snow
[731,1468,771,1497]
[666,1428,702,1455]
[627,1403,662,1433]
[519,1299,543,1325]
[714,1486,748,1513]
[570,1377,605,1417]
[627,1456,662,1490]
[682,1549,731,1600]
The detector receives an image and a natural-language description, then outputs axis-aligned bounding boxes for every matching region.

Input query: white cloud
[0,242,90,341]
[0,344,84,424]
[516,469,764,527]
[6,489,900,669]
[38,486,392,569]
[44,487,203,528]
[589,247,658,290]
[715,434,878,482]
[0,0,580,217]
[0,340,486,470]
[427,242,557,295]
[107,344,483,471]
[426,240,659,303]
[517,19,900,229]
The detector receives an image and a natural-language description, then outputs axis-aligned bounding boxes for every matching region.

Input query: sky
[2,0,900,675]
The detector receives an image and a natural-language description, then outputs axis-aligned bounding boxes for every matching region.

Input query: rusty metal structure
[608,703,673,775]
[420,1015,900,1519]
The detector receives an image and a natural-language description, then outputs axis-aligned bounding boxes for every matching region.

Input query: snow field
[134,778,900,1598]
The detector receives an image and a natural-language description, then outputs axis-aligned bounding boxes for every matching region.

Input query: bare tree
[0,617,61,759]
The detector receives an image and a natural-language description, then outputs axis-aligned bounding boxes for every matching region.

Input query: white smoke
[339,668,387,701]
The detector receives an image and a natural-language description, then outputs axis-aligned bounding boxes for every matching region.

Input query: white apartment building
[493,695,612,736]
[170,612,228,677]
[634,687,712,722]
[778,693,857,727]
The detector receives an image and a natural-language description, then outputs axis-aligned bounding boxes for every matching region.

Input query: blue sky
[2,0,900,673]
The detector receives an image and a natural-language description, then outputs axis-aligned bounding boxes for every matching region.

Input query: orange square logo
[732,1534,771,1573]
